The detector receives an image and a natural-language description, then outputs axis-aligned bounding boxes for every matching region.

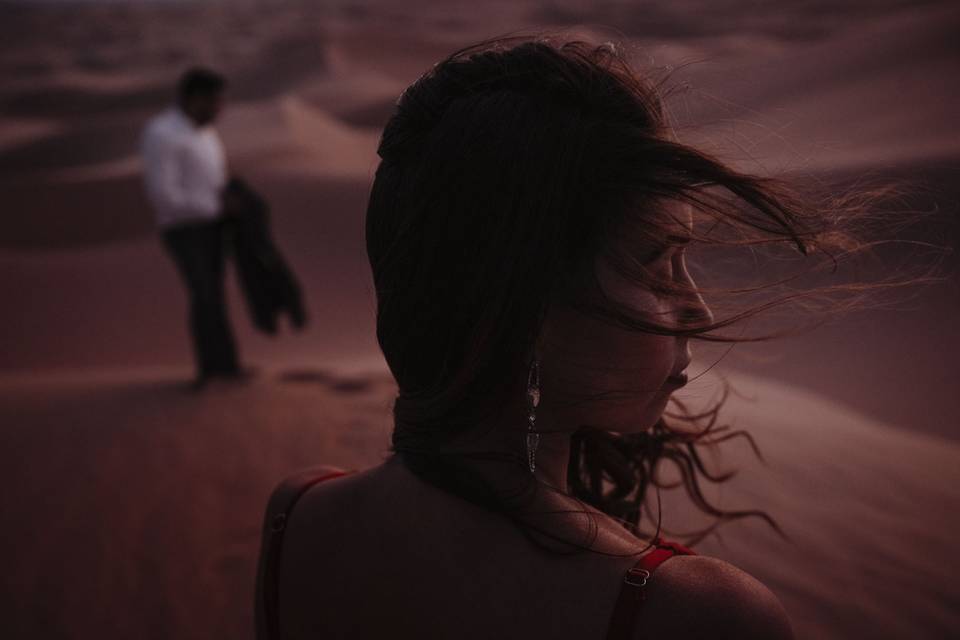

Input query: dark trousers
[161,218,240,378]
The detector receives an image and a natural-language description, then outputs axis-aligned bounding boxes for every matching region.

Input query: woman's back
[256,457,793,640]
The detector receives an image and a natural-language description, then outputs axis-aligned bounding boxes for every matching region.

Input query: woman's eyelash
[640,236,690,263]
[648,246,685,268]
[641,246,673,264]
[643,248,688,297]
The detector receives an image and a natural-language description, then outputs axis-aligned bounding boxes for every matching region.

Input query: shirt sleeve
[140,125,221,221]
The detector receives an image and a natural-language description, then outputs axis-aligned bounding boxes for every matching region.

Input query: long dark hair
[364,34,941,553]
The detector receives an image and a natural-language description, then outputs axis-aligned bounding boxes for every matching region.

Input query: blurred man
[141,67,252,390]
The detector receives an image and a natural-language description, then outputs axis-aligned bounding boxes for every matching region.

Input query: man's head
[177,67,226,127]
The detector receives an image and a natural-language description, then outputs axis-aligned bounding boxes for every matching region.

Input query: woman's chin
[571,388,675,436]
[611,406,669,436]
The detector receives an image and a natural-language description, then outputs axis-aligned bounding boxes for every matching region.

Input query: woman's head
[367,36,785,443]
[365,34,920,545]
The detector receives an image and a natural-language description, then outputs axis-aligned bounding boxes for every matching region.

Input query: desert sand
[1,367,957,639]
[0,0,958,638]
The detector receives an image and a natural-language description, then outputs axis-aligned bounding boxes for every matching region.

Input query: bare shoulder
[262,464,352,518]
[633,555,794,640]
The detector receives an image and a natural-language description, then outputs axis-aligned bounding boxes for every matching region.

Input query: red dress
[255,470,697,640]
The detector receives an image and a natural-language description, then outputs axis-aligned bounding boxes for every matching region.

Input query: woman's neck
[442,391,574,494]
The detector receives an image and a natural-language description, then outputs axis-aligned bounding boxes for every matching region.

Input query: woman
[254,35,884,639]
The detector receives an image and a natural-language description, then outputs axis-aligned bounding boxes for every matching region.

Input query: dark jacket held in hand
[224,177,307,334]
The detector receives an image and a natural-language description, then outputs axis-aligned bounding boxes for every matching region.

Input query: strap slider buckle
[624,567,651,587]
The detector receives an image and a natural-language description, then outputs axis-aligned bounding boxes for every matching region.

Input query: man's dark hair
[177,67,226,101]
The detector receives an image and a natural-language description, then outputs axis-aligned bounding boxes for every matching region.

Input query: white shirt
[140,106,227,229]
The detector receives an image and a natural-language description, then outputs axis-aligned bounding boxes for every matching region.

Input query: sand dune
[220,96,382,178]
[0,119,142,173]
[2,159,955,438]
[0,94,381,185]
[0,173,153,249]
[0,366,956,639]
[673,371,960,639]
[0,364,395,640]
[0,1,957,638]
[662,2,960,173]
[0,97,381,248]
[0,174,377,370]
[5,1,957,184]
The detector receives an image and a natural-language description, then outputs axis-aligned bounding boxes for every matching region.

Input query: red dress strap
[604,536,697,640]
[255,469,352,640]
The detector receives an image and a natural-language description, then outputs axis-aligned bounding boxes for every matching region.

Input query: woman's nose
[679,291,714,328]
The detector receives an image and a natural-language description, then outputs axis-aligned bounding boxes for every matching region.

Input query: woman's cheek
[540,295,678,430]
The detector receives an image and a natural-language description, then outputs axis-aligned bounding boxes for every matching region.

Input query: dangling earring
[526,357,541,474]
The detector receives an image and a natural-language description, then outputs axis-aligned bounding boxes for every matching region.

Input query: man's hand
[221,183,245,218]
